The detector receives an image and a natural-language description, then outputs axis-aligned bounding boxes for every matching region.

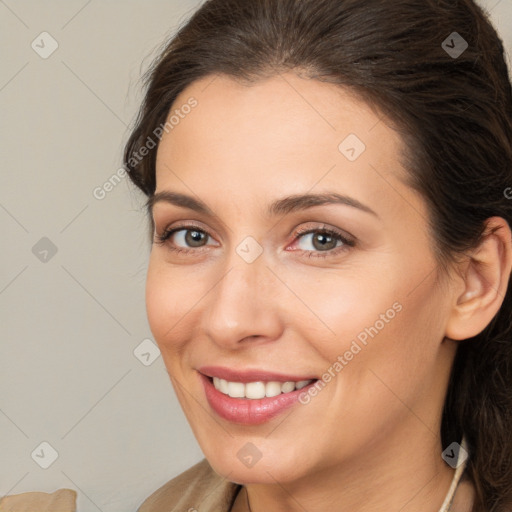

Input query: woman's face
[146,72,457,485]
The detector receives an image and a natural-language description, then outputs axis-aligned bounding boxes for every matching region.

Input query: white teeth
[281,381,296,393]
[246,381,266,399]
[212,377,314,399]
[227,381,245,398]
[265,381,282,398]
[219,378,229,395]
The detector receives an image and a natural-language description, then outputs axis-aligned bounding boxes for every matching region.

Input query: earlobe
[445,217,512,341]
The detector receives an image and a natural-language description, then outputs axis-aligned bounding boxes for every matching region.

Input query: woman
[123,0,512,511]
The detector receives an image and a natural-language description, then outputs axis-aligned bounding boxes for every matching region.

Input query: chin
[203,444,309,485]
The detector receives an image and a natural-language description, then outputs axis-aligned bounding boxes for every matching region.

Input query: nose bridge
[202,247,282,346]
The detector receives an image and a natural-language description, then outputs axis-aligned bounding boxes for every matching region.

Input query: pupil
[314,233,334,251]
[186,230,205,247]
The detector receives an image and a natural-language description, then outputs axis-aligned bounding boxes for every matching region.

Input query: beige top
[136,455,474,512]
[0,489,77,512]
[137,458,241,511]
[0,455,474,512]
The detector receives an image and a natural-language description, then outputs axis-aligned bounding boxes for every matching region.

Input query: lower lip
[200,373,317,425]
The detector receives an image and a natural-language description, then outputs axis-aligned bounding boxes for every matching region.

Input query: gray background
[1,1,511,511]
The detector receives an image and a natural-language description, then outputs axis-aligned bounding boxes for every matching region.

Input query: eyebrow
[147,191,378,218]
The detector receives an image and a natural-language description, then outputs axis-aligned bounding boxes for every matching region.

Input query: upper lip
[198,365,318,383]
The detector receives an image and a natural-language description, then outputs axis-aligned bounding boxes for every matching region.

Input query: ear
[445,216,512,341]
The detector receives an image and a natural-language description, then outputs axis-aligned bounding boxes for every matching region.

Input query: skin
[146,72,512,512]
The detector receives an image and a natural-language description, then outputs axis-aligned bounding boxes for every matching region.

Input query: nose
[200,254,284,349]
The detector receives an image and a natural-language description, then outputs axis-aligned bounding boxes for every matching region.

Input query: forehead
[157,72,397,163]
[154,72,421,222]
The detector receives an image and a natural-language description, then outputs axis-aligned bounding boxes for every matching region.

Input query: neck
[239,430,456,512]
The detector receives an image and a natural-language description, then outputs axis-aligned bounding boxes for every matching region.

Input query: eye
[290,225,355,258]
[154,224,218,253]
[172,228,209,248]
[154,222,355,259]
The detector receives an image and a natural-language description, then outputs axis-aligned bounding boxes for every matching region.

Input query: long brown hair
[123,1,512,510]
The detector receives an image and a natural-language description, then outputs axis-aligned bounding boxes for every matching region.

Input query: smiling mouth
[209,376,316,400]
[200,372,320,425]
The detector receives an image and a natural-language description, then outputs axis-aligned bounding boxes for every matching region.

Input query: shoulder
[0,489,77,511]
[137,458,241,512]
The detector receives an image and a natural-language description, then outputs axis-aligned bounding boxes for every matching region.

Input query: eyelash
[154,224,355,259]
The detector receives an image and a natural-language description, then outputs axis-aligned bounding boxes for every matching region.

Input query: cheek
[282,258,443,372]
[277,263,401,355]
[145,257,200,353]
[338,274,447,404]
